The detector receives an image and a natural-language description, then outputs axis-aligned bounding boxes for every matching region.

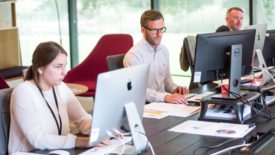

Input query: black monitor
[263,30,275,67]
[193,30,255,99]
[193,29,256,84]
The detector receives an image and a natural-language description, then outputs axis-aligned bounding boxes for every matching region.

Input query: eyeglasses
[143,26,167,33]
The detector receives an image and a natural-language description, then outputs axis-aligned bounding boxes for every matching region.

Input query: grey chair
[106,54,125,71]
[0,88,12,155]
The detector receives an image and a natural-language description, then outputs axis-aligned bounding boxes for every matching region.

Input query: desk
[32,84,275,155]
[34,108,275,155]
[66,83,88,95]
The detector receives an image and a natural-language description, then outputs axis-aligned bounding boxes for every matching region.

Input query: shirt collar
[142,38,163,52]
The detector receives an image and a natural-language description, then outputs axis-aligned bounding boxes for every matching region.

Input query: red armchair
[63,34,133,96]
[0,74,9,89]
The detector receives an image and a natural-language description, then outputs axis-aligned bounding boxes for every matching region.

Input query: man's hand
[164,93,188,104]
[173,86,189,95]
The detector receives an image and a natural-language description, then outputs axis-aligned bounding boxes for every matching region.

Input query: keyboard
[79,136,133,155]
[184,93,196,99]
[187,91,216,103]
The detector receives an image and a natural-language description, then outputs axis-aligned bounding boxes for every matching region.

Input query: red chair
[64,34,133,97]
[0,74,9,89]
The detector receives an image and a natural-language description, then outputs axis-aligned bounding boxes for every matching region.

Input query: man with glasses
[123,9,189,104]
[216,7,243,32]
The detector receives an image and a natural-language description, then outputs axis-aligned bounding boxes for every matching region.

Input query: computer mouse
[48,150,70,155]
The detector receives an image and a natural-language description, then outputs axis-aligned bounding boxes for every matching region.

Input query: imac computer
[244,23,267,68]
[193,29,255,99]
[263,29,275,67]
[89,64,149,153]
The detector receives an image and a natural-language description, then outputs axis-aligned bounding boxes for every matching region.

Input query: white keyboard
[79,136,133,155]
[194,91,216,100]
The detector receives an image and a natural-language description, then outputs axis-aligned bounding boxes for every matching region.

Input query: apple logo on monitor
[127,80,132,91]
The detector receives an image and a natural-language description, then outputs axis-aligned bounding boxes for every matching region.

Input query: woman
[8,41,102,153]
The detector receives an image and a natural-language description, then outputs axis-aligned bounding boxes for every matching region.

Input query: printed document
[143,102,200,119]
[169,120,255,138]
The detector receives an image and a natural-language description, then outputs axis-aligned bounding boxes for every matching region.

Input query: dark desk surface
[33,83,275,155]
[33,107,275,155]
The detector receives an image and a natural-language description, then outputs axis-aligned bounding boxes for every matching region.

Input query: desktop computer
[193,29,259,123]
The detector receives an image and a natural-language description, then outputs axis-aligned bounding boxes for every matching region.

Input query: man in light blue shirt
[124,9,189,104]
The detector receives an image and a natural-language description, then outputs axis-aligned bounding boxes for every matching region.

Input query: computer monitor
[244,23,267,67]
[193,29,255,83]
[89,64,149,147]
[193,29,255,99]
[263,30,275,67]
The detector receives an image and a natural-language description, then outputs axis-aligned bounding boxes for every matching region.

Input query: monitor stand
[212,44,243,100]
[255,49,273,85]
[124,102,147,154]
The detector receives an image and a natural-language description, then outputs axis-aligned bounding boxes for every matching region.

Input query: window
[253,0,275,29]
[77,0,150,62]
[16,0,69,67]
[159,0,249,79]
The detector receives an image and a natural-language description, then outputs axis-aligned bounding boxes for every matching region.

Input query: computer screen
[193,29,256,84]
[263,30,275,67]
[244,23,267,67]
[89,64,149,146]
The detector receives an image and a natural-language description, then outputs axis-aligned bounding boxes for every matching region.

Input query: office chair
[180,35,198,89]
[64,34,133,97]
[0,74,9,89]
[0,88,12,155]
[106,54,125,71]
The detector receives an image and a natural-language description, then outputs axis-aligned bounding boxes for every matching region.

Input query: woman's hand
[95,139,111,147]
[75,133,124,148]
[75,136,90,148]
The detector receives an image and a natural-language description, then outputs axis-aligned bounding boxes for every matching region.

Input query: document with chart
[169,120,255,138]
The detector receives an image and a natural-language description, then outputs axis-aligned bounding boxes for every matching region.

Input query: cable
[210,142,250,155]
[147,141,155,155]
[192,139,244,155]
[54,0,62,46]
[135,131,156,155]
[221,84,275,120]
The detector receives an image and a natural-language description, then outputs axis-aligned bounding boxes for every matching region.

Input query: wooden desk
[66,83,88,95]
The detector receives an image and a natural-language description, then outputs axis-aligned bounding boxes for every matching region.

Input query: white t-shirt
[8,81,92,154]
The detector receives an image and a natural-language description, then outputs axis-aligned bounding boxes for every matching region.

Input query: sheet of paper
[143,102,200,119]
[13,153,44,155]
[143,108,168,119]
[169,120,255,138]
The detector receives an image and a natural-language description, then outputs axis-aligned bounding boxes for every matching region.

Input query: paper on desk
[143,102,200,119]
[169,120,255,138]
[13,153,43,155]
[241,78,264,87]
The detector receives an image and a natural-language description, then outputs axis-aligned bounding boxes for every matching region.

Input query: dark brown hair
[140,9,164,27]
[25,41,67,82]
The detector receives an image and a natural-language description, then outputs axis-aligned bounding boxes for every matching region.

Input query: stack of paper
[143,102,200,119]
[169,120,255,138]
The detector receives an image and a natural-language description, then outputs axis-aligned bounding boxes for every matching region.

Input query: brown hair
[140,9,164,27]
[226,7,243,16]
[25,41,67,82]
